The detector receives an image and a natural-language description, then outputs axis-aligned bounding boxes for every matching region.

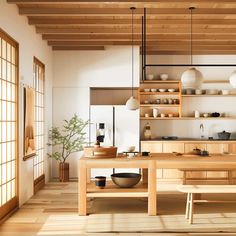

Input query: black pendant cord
[131,7,135,97]
[189,7,195,66]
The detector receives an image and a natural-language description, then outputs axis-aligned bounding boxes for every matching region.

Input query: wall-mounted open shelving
[182,94,236,97]
[140,117,236,120]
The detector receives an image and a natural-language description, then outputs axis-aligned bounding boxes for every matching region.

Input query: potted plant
[48,114,89,182]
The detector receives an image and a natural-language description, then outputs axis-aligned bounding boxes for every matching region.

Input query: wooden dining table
[78,153,236,216]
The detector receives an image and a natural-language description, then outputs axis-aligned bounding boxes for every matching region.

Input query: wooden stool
[177,185,236,224]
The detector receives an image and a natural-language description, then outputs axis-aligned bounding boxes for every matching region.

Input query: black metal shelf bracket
[141,8,236,80]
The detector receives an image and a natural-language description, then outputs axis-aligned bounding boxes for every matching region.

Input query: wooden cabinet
[229,144,236,178]
[184,143,207,179]
[229,143,236,154]
[141,141,162,153]
[206,143,228,153]
[206,144,229,178]
[162,142,184,179]
[141,141,163,178]
[141,141,236,182]
[184,143,207,153]
[162,142,184,153]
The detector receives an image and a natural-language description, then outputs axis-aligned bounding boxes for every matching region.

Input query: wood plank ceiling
[7,0,236,54]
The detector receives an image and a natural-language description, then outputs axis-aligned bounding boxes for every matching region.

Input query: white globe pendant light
[181,67,203,89]
[126,7,139,111]
[229,70,236,88]
[126,96,139,110]
[181,7,203,89]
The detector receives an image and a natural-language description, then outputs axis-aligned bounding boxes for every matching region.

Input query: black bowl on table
[111,173,141,188]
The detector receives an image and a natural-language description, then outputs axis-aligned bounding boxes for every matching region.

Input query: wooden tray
[83,146,117,158]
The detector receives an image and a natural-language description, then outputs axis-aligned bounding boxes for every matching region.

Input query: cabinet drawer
[229,143,236,154]
[184,143,207,153]
[163,142,184,153]
[141,141,162,153]
[206,144,229,178]
[206,143,228,153]
[163,169,183,179]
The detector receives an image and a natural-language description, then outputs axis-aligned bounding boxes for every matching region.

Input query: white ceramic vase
[153,108,158,118]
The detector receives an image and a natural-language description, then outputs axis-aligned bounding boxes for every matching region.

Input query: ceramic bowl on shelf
[168,113,174,118]
[146,74,154,80]
[151,88,157,92]
[160,74,168,80]
[144,88,150,92]
[206,89,218,95]
[195,89,203,95]
[144,100,149,104]
[186,89,194,95]
[221,90,229,95]
[168,88,175,92]
[159,88,167,92]
[211,112,220,117]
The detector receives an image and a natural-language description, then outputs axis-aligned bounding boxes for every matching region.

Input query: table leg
[87,168,91,183]
[78,160,87,216]
[228,170,233,184]
[148,161,156,216]
[142,168,148,184]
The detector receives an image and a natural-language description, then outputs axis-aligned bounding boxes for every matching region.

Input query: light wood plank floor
[0,181,236,236]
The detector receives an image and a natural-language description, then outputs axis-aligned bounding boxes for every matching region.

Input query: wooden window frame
[0,28,19,221]
[33,57,45,194]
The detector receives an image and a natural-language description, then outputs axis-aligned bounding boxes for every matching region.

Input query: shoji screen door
[33,57,45,193]
[0,29,18,220]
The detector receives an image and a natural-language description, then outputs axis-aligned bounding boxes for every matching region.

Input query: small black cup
[200,150,209,156]
[142,151,150,157]
[95,176,106,189]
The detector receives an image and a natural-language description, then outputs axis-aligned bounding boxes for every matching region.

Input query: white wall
[0,1,53,206]
[52,46,139,178]
[141,55,236,139]
[53,51,236,179]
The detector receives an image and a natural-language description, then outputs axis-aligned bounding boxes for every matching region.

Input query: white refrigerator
[90,105,140,178]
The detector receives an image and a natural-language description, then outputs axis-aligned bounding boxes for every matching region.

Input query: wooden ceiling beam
[36,26,236,34]
[52,45,104,50]
[19,7,236,16]
[28,18,236,26]
[144,45,236,50]
[42,34,236,41]
[47,40,236,46]
[145,50,236,55]
[48,40,236,50]
[8,0,236,3]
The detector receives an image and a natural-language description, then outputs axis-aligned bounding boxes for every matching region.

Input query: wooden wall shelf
[140,117,236,120]
[140,80,230,84]
[140,92,179,95]
[139,80,182,119]
[182,94,236,97]
[140,80,179,84]
[140,104,180,107]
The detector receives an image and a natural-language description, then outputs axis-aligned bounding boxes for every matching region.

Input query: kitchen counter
[141,138,236,142]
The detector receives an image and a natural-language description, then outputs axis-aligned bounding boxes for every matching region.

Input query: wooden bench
[177,185,236,224]
[179,169,234,185]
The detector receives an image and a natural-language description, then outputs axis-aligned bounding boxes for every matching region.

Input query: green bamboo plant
[48,114,89,163]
